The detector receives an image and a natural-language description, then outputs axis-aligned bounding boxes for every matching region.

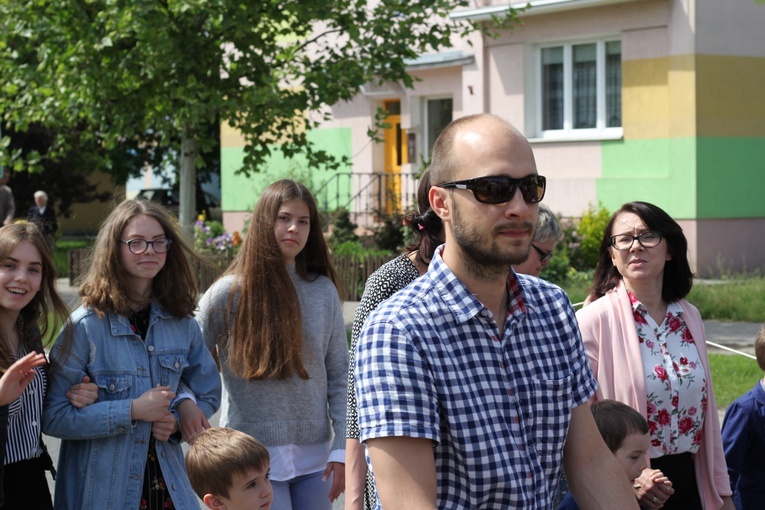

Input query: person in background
[345,169,444,510]
[355,113,638,509]
[198,179,347,510]
[513,203,563,278]
[558,399,668,510]
[43,199,221,509]
[26,191,58,252]
[721,324,765,510]
[0,222,96,509]
[577,201,734,510]
[186,427,273,510]
[0,173,14,227]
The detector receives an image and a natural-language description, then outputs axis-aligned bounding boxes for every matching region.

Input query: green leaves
[1,0,519,204]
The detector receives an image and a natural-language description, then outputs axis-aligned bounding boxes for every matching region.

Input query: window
[425,98,452,159]
[538,39,621,138]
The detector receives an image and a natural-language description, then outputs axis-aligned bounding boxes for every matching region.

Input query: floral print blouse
[629,290,707,458]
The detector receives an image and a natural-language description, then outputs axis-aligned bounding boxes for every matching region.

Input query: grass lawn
[689,278,765,323]
[562,276,765,323]
[53,239,92,277]
[709,353,762,409]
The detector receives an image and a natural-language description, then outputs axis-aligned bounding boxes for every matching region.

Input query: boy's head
[186,427,272,510]
[755,324,765,372]
[591,400,650,481]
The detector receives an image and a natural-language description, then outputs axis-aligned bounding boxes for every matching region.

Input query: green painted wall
[599,137,765,220]
[599,138,697,219]
[696,137,765,218]
[221,127,353,212]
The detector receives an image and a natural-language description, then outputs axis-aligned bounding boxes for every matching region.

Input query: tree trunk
[178,131,197,230]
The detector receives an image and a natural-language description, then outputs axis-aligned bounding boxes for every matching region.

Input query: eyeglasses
[609,231,663,251]
[531,244,553,263]
[120,238,172,254]
[436,175,546,205]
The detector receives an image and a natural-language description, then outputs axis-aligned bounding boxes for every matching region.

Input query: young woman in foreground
[198,180,348,510]
[43,199,221,509]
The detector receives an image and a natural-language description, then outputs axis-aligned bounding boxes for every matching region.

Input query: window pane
[542,47,563,130]
[385,101,401,115]
[606,41,622,127]
[573,43,596,129]
[426,98,453,158]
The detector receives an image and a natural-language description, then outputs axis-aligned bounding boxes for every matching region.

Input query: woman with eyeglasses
[43,199,221,509]
[513,203,562,278]
[576,201,733,510]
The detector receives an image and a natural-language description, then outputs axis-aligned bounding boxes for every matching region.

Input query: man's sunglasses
[436,175,546,204]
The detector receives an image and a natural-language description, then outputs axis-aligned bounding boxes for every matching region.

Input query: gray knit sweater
[197,266,348,451]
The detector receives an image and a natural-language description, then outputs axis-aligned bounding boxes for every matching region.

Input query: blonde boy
[186,427,273,510]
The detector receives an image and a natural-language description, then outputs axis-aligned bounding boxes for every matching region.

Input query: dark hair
[222,179,342,380]
[186,427,270,499]
[590,201,693,303]
[402,168,444,268]
[591,400,649,452]
[0,223,69,367]
[755,324,765,372]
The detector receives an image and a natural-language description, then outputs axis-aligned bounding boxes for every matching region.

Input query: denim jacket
[42,302,221,510]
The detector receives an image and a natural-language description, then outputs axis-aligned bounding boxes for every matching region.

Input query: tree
[0,1,519,226]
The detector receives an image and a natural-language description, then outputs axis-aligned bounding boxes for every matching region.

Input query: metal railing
[314,172,421,229]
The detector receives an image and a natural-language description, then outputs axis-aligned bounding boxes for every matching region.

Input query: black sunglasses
[531,244,553,263]
[436,175,546,204]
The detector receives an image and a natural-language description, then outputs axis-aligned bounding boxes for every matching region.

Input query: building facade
[220,0,765,274]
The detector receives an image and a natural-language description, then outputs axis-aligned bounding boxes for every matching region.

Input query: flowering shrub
[193,214,242,256]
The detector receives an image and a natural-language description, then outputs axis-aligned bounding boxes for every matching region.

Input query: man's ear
[429,186,450,221]
[203,494,226,510]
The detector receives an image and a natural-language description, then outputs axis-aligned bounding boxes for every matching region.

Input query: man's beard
[451,200,532,280]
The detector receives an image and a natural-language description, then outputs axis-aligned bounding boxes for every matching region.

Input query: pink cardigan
[576,283,731,510]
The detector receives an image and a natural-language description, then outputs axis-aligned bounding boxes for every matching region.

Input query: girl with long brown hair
[42,199,221,509]
[198,179,348,510]
[0,222,96,509]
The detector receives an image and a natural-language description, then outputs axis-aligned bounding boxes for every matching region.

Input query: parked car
[136,187,222,222]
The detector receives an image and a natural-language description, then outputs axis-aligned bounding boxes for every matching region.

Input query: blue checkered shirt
[355,248,597,509]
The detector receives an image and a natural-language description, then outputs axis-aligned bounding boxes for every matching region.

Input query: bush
[540,245,571,285]
[328,208,359,248]
[193,216,241,256]
[372,209,406,252]
[569,202,611,270]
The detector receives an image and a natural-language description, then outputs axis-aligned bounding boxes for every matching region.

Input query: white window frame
[423,96,453,160]
[534,37,623,141]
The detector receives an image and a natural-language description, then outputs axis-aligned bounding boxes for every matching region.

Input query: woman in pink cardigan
[577,202,733,510]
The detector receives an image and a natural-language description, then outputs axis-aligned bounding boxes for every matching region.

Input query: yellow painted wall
[622,55,696,140]
[696,54,765,137]
[622,54,765,140]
